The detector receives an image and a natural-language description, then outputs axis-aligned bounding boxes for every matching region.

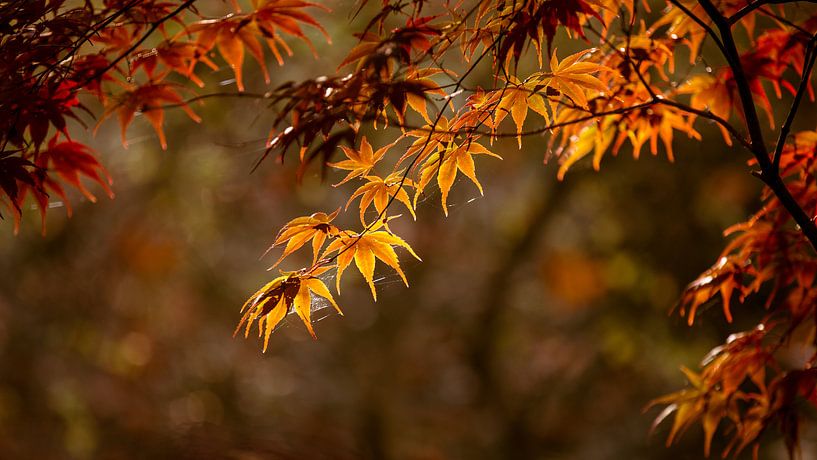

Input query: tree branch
[772,34,817,172]
[729,0,817,25]
[696,0,817,250]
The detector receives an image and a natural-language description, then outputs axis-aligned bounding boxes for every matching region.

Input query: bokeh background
[0,1,810,458]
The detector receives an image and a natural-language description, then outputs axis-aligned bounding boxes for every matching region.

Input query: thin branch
[730,0,817,25]
[697,0,768,162]
[772,34,817,172]
[80,0,197,88]
[667,0,728,56]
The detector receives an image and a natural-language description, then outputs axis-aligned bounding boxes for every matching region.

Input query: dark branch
[772,34,817,172]
[730,0,817,25]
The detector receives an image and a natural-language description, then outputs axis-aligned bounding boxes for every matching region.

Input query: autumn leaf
[12,137,114,234]
[414,140,501,215]
[329,136,393,186]
[236,268,341,350]
[191,18,270,92]
[252,0,330,62]
[37,138,114,204]
[131,41,218,88]
[268,209,340,267]
[0,153,37,217]
[534,49,608,109]
[99,83,201,150]
[492,76,551,148]
[404,68,446,123]
[346,171,416,224]
[322,220,420,300]
[557,118,615,180]
[647,367,726,456]
[338,32,381,70]
[492,0,601,67]
[398,116,456,166]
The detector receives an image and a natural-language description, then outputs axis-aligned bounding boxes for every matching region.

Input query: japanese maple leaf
[268,209,340,267]
[534,49,608,109]
[13,137,114,234]
[415,140,501,215]
[328,136,393,186]
[37,138,114,204]
[236,268,341,350]
[620,104,701,162]
[131,41,218,88]
[679,74,736,145]
[491,77,550,147]
[322,220,420,300]
[648,367,738,458]
[404,68,446,123]
[398,116,456,166]
[99,83,201,150]
[252,0,330,63]
[191,18,270,92]
[557,118,616,180]
[495,0,601,66]
[338,32,381,70]
[345,170,415,224]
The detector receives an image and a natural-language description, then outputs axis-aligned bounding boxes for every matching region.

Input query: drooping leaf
[268,209,340,267]
[322,220,420,300]
[415,140,501,215]
[346,171,416,224]
[236,269,342,350]
[329,137,393,186]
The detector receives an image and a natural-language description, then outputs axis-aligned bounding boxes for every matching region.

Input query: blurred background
[0,1,804,458]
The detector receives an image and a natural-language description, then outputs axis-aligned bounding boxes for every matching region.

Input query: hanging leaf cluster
[8,1,817,457]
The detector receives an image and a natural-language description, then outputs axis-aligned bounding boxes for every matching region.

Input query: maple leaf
[131,41,218,88]
[268,209,340,267]
[556,117,616,180]
[13,137,114,234]
[37,138,114,204]
[191,18,270,92]
[346,171,416,224]
[398,116,456,166]
[491,77,551,148]
[414,140,501,215]
[534,49,608,109]
[680,256,744,325]
[649,0,750,64]
[252,0,330,63]
[0,153,37,219]
[328,136,393,186]
[322,220,420,300]
[236,268,341,350]
[338,32,381,70]
[678,74,735,145]
[647,367,736,457]
[404,68,446,123]
[621,104,701,162]
[99,83,201,150]
[494,0,602,67]
[190,2,328,91]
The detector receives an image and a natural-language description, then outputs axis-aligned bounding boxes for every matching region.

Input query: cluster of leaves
[0,0,326,231]
[8,0,817,457]
[247,1,817,457]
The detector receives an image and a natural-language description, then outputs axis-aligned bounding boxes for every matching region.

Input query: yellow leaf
[322,226,420,300]
[535,50,608,109]
[492,77,551,148]
[237,272,343,349]
[345,171,415,224]
[268,209,340,267]
[415,141,501,215]
[329,137,394,186]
